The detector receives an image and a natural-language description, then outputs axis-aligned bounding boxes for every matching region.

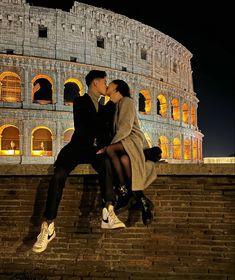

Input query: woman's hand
[96,146,107,154]
[110,91,122,103]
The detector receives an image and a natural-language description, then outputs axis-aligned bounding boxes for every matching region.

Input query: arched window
[159,136,168,159]
[0,72,21,102]
[191,106,196,126]
[32,127,52,156]
[32,75,53,105]
[173,138,181,159]
[184,138,191,160]
[63,128,74,146]
[171,98,180,121]
[0,125,20,156]
[182,103,189,123]
[64,78,83,105]
[157,94,167,118]
[193,138,198,160]
[138,90,151,114]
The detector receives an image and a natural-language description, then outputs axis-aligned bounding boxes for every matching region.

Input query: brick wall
[0,164,235,280]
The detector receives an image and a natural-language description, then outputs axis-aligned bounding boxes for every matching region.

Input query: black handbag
[144,146,162,162]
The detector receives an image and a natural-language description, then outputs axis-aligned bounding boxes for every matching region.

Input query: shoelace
[108,209,119,225]
[36,229,49,245]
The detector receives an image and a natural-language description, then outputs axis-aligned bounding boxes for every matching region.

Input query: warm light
[157,94,167,118]
[191,106,196,126]
[184,139,191,160]
[173,138,181,159]
[0,71,21,102]
[171,98,180,121]
[139,90,151,114]
[64,78,83,96]
[159,136,168,158]
[31,127,53,156]
[193,138,198,160]
[0,150,20,156]
[182,103,189,123]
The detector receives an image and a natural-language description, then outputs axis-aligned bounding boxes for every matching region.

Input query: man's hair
[112,79,131,97]
[85,70,107,87]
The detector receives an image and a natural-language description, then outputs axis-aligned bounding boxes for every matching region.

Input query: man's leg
[91,154,125,229]
[32,166,70,253]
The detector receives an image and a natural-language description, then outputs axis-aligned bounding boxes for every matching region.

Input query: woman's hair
[112,79,131,97]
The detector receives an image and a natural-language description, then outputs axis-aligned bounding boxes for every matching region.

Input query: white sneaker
[101,205,126,229]
[32,221,56,253]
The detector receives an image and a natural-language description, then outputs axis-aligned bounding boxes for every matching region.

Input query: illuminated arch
[191,105,196,126]
[157,94,167,118]
[193,138,198,160]
[173,137,181,159]
[184,138,191,160]
[0,71,21,102]
[64,78,84,105]
[159,136,168,159]
[32,74,54,104]
[31,126,53,156]
[171,98,180,121]
[0,125,20,156]
[63,128,74,146]
[182,103,189,123]
[138,90,151,114]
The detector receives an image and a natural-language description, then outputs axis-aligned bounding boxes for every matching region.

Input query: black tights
[106,142,131,187]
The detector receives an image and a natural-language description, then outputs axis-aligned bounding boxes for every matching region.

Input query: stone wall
[0,163,234,279]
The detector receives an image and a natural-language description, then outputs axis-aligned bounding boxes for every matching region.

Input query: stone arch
[173,137,181,159]
[157,94,167,118]
[138,90,151,114]
[0,71,21,102]
[171,98,180,121]
[64,78,84,105]
[183,138,191,160]
[0,125,20,155]
[63,128,74,147]
[193,138,198,160]
[159,135,168,159]
[31,126,53,156]
[191,105,196,126]
[182,103,189,124]
[32,74,54,104]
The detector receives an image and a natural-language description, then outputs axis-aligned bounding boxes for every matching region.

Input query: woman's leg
[106,142,126,186]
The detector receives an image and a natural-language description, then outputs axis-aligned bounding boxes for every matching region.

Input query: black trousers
[43,153,116,220]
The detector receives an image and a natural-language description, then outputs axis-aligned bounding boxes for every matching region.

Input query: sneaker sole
[32,231,56,253]
[101,223,126,229]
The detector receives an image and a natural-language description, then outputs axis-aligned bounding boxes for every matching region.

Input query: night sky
[27,0,235,157]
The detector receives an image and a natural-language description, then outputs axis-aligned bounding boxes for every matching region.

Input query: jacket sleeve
[111,97,135,144]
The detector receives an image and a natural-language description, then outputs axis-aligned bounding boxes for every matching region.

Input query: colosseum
[0,0,203,164]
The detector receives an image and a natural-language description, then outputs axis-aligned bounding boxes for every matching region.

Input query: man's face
[95,77,107,96]
[106,82,117,97]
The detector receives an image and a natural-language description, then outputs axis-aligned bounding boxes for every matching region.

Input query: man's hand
[110,91,122,103]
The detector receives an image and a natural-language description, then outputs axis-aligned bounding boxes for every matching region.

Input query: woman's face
[106,82,117,97]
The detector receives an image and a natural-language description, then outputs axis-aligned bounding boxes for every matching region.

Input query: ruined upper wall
[0,0,194,92]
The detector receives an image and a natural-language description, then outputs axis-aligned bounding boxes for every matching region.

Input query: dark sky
[27,0,235,157]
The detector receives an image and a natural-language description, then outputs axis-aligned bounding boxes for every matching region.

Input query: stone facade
[0,0,203,164]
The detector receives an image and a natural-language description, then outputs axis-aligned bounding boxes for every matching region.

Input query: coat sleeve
[111,97,135,144]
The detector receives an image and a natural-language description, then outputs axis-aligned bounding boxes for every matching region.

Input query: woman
[101,79,157,226]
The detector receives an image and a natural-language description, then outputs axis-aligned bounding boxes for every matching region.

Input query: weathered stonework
[0,0,203,164]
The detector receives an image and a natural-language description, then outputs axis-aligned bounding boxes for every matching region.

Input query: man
[32,70,125,254]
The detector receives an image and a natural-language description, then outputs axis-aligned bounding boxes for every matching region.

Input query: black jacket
[54,94,115,170]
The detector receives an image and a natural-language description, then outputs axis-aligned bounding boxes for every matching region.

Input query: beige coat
[111,97,157,191]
